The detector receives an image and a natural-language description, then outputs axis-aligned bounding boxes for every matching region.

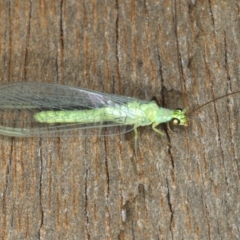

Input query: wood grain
[0,0,240,239]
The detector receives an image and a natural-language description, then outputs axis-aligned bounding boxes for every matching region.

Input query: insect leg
[134,127,138,154]
[152,122,164,135]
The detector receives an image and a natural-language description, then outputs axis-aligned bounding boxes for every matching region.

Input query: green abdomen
[34,108,106,123]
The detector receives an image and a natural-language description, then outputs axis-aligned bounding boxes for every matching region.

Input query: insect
[0,82,238,152]
[0,82,187,150]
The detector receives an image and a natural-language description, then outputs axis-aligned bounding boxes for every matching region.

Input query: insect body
[0,82,187,151]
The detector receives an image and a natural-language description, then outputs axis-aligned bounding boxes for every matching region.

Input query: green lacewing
[0,82,237,151]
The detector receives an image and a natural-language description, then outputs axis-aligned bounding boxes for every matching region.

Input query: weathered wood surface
[0,1,240,239]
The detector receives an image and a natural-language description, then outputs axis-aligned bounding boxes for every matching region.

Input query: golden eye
[172,118,180,125]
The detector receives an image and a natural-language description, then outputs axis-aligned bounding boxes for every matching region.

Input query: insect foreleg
[152,122,164,135]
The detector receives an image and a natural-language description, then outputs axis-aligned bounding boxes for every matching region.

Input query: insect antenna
[188,90,240,116]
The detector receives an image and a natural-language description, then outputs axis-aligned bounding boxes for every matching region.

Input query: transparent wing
[0,82,149,137]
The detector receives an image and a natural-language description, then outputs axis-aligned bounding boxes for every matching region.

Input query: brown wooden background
[0,1,240,239]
